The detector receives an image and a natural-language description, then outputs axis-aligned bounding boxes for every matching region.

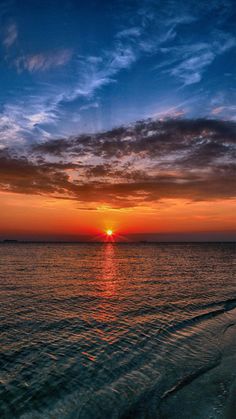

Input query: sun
[106,229,113,236]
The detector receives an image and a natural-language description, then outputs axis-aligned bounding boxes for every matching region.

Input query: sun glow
[106,229,113,236]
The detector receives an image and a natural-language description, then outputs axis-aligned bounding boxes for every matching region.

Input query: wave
[74,300,236,419]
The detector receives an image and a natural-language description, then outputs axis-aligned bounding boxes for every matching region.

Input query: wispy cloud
[0,10,180,146]
[0,95,60,149]
[3,22,18,48]
[57,18,178,105]
[14,49,73,73]
[157,32,236,86]
[116,27,142,39]
[212,107,225,115]
[57,44,138,104]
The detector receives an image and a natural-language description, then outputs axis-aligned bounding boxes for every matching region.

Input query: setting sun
[106,229,113,236]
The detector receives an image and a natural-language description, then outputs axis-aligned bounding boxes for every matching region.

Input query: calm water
[0,243,235,419]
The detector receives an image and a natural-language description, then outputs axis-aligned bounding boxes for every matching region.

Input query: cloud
[2,22,18,48]
[14,49,73,73]
[116,27,142,39]
[157,32,236,86]
[35,118,236,161]
[0,117,235,208]
[211,107,225,115]
[54,1,190,104]
[0,98,59,148]
[60,43,138,103]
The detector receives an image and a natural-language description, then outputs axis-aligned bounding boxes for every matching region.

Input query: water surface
[0,243,235,418]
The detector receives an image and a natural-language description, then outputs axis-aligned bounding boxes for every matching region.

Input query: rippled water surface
[0,243,235,418]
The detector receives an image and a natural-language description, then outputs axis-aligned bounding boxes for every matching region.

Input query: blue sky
[0,0,236,148]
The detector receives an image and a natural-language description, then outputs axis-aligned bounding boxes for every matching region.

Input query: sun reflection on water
[101,243,117,297]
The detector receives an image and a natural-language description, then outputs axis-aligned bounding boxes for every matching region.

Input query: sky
[0,0,235,241]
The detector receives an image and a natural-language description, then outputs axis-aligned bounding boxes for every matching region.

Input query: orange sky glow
[1,118,235,241]
[1,191,235,241]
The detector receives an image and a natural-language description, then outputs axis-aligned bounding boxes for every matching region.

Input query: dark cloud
[1,118,235,207]
[0,149,82,196]
[34,118,236,161]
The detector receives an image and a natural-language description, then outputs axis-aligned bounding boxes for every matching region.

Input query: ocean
[0,243,235,418]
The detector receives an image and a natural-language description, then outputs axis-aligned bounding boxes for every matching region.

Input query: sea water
[0,243,235,418]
